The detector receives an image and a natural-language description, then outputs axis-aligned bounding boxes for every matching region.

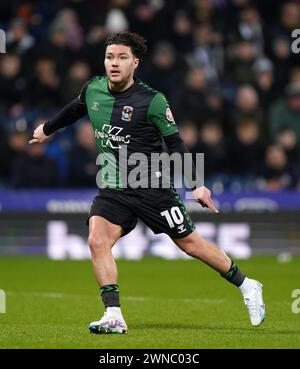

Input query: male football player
[30,32,265,334]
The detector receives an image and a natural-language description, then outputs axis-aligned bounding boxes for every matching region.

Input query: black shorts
[87,187,196,239]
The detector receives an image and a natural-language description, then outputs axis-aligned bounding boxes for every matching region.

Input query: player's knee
[88,235,111,254]
[180,238,205,258]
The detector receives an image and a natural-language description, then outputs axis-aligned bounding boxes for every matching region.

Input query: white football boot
[88,307,128,334]
[241,279,265,327]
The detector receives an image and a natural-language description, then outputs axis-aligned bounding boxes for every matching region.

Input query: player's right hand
[29,124,48,144]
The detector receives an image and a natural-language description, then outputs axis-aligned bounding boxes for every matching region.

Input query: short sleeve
[147,92,179,137]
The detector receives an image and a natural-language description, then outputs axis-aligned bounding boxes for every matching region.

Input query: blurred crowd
[1,0,300,192]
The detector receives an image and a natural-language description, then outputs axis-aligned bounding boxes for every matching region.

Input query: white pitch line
[7,291,66,299]
[5,292,294,308]
[6,291,225,304]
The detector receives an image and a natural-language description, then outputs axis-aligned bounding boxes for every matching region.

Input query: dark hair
[105,32,148,59]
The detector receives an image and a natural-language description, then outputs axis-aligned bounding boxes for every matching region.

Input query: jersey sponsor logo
[166,107,175,123]
[121,106,134,122]
[91,101,99,111]
[94,124,131,149]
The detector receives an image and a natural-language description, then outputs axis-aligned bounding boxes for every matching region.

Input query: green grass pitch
[0,256,299,348]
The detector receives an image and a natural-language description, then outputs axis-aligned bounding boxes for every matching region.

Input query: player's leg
[133,187,265,326]
[88,215,128,334]
[172,230,232,273]
[87,191,137,334]
[88,215,122,287]
[172,230,265,327]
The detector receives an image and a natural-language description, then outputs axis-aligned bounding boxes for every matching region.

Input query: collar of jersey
[107,77,139,96]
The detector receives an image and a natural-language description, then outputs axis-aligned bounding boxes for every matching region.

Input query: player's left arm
[148,92,219,213]
[164,132,219,213]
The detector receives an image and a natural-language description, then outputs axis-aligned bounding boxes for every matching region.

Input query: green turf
[0,256,299,348]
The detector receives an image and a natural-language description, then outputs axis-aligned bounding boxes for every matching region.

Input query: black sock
[100,284,120,308]
[220,261,246,287]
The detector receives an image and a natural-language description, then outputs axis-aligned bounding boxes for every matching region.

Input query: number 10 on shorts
[160,206,184,228]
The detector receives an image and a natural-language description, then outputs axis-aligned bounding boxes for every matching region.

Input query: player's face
[105,44,139,84]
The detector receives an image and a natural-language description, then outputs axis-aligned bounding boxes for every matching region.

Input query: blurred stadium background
[1,0,300,259]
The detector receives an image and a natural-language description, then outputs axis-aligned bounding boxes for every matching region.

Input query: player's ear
[134,58,139,69]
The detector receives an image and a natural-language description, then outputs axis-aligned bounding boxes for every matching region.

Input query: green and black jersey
[82,76,178,189]
[43,76,197,190]
[81,75,178,141]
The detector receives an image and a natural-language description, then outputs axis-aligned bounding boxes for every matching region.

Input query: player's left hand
[192,186,219,213]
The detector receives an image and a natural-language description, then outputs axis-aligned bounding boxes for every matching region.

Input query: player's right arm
[29,78,93,144]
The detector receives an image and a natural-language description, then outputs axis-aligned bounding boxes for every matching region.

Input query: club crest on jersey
[166,107,175,122]
[91,102,99,111]
[121,106,134,122]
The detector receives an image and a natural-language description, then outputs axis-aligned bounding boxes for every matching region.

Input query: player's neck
[108,77,135,93]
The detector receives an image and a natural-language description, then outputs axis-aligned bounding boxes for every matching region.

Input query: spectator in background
[258,144,296,191]
[7,129,28,157]
[62,0,101,32]
[275,1,300,39]
[50,8,84,51]
[226,40,257,85]
[0,53,25,114]
[178,121,199,155]
[224,0,252,27]
[270,1,300,82]
[84,24,107,75]
[29,117,70,186]
[105,0,130,33]
[3,129,29,184]
[235,6,264,55]
[267,2,300,87]
[269,83,300,141]
[231,85,263,130]
[270,36,292,93]
[25,27,74,78]
[68,121,98,187]
[178,120,227,181]
[174,67,209,126]
[276,127,300,169]
[252,57,278,125]
[203,88,227,125]
[27,57,62,110]
[171,10,194,54]
[11,139,59,188]
[192,0,218,24]
[6,18,35,55]
[192,23,223,84]
[289,66,300,85]
[227,118,265,178]
[140,41,185,102]
[62,61,91,103]
[128,0,173,48]
[197,119,227,179]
